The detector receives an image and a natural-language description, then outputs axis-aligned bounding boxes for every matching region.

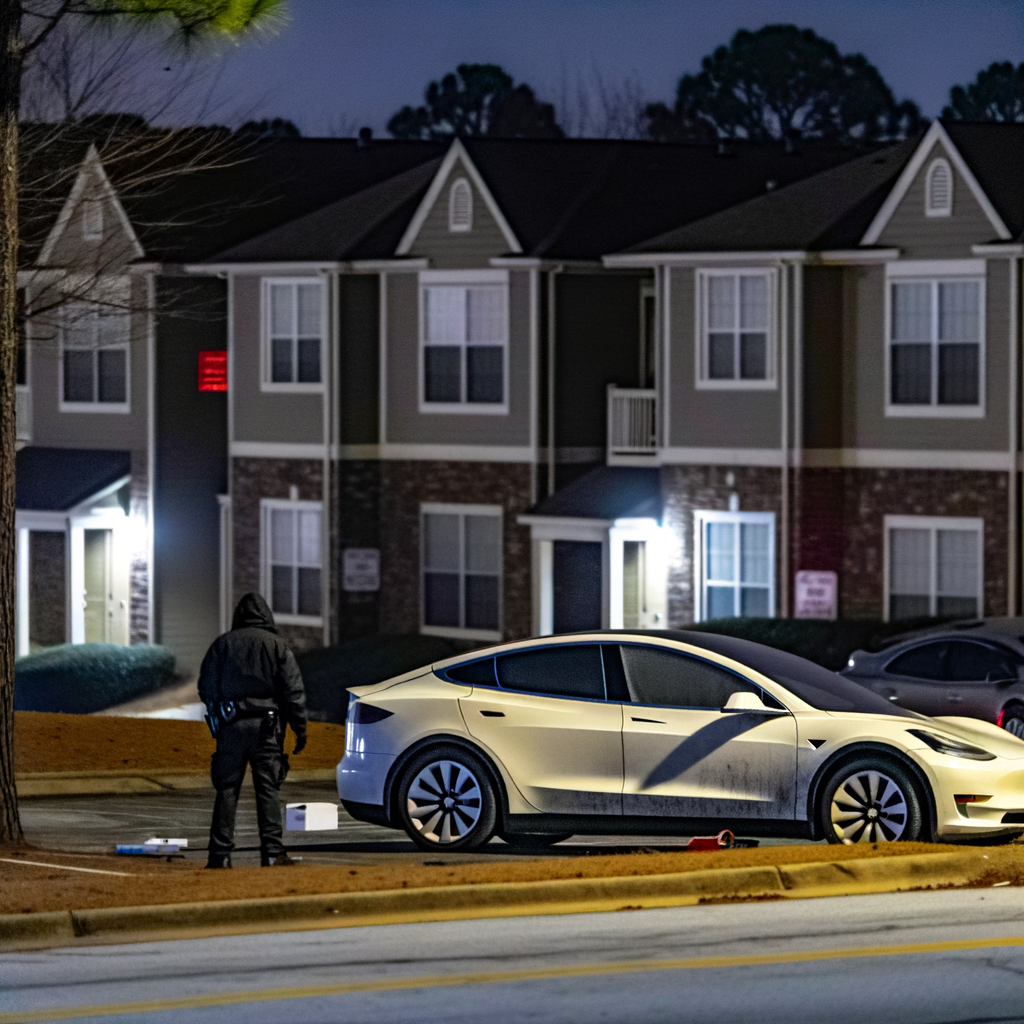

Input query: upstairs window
[697,270,774,387]
[448,178,473,232]
[60,300,129,411]
[926,159,953,217]
[263,279,323,389]
[421,279,507,410]
[888,277,983,412]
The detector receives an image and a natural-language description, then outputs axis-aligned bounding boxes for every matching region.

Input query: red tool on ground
[685,830,759,850]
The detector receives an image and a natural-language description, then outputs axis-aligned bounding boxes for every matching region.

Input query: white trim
[397,139,522,255]
[661,446,784,467]
[861,122,1011,245]
[217,494,232,634]
[420,269,508,284]
[529,266,539,505]
[232,442,327,460]
[260,277,326,393]
[925,158,953,218]
[189,261,346,275]
[16,527,29,658]
[145,271,155,643]
[662,265,671,447]
[604,251,806,268]
[883,514,984,622]
[260,497,325,627]
[884,272,986,418]
[693,509,776,622]
[15,511,68,530]
[974,244,1024,256]
[422,501,504,516]
[818,249,902,264]
[694,268,777,389]
[886,259,985,278]
[38,145,144,265]
[801,448,1013,471]
[231,441,536,462]
[448,177,473,232]
[350,258,429,273]
[517,515,611,540]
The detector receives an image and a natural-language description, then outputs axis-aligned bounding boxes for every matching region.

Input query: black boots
[205,852,232,869]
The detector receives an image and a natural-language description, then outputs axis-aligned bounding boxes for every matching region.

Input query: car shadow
[642,713,765,790]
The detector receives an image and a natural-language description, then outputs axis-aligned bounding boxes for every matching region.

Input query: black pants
[208,715,289,858]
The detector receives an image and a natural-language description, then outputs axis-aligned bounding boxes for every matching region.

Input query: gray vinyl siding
[876,141,1000,259]
[384,270,532,447]
[45,170,140,271]
[405,157,514,268]
[231,275,324,446]
[843,261,1010,451]
[27,274,148,451]
[339,274,379,445]
[666,265,781,450]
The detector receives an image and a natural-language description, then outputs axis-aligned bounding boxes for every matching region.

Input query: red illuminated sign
[198,350,228,392]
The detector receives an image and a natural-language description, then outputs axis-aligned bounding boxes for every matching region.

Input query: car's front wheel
[820,757,924,844]
[1001,702,1024,740]
[396,745,497,852]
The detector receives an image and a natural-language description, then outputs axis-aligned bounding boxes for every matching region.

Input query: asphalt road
[3,887,1024,1023]
[18,783,815,865]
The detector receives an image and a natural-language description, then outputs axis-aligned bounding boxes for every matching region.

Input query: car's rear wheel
[396,745,497,852]
[1001,702,1024,740]
[499,832,573,849]
[820,757,923,844]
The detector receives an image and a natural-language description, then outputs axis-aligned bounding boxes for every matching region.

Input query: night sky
[191,0,1024,135]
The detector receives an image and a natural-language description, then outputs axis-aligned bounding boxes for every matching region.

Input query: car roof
[875,618,1024,652]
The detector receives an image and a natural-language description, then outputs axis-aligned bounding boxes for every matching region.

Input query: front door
[614,643,798,821]
[460,644,623,815]
[552,541,602,632]
[83,529,111,643]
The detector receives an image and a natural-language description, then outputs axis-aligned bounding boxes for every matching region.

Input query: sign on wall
[794,570,838,620]
[198,350,228,392]
[343,548,380,592]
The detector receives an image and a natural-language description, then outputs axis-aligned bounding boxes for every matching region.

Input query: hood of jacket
[231,592,277,633]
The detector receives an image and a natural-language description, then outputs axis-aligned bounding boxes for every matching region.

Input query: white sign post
[343,548,380,593]
[794,570,838,620]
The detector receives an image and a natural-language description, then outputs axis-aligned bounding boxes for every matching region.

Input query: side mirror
[723,690,785,714]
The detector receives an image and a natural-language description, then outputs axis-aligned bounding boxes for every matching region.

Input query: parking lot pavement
[18,783,819,866]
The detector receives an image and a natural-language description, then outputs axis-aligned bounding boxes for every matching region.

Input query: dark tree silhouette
[646,25,922,144]
[388,63,563,140]
[237,117,301,137]
[945,62,1024,122]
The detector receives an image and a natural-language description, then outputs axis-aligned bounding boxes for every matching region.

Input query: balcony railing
[15,388,31,444]
[607,385,657,459]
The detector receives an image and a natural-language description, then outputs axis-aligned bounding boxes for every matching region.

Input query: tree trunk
[0,0,23,844]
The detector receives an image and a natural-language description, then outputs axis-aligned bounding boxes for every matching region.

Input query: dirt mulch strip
[14,712,343,774]
[3,841,1021,916]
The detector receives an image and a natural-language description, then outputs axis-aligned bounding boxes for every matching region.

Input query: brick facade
[128,450,150,645]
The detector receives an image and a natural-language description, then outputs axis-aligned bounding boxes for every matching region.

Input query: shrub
[685,617,950,671]
[299,634,469,723]
[15,643,176,714]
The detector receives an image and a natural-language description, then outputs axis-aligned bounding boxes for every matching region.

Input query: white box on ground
[286,803,339,831]
[145,838,188,848]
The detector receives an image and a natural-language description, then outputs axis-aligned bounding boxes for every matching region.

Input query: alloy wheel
[1003,714,1024,740]
[830,769,909,843]
[406,759,483,844]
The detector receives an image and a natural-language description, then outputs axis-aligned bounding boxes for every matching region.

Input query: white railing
[15,388,31,444]
[607,385,657,458]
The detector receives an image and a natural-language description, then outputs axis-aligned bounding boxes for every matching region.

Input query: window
[261,500,322,624]
[886,515,983,621]
[496,645,605,700]
[60,300,129,411]
[696,510,775,621]
[448,178,473,232]
[888,276,983,413]
[422,504,501,639]
[82,199,103,240]
[944,641,1019,682]
[926,159,953,217]
[886,642,948,680]
[616,644,757,708]
[420,277,507,410]
[697,270,774,387]
[263,279,323,389]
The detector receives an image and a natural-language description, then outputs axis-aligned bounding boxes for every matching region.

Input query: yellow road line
[0,859,131,878]
[3,935,1024,1023]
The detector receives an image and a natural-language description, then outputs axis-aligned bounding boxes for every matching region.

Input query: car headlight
[907,729,996,761]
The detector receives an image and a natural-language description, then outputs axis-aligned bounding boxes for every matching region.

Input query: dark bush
[15,643,177,714]
[299,634,469,723]
[686,617,951,671]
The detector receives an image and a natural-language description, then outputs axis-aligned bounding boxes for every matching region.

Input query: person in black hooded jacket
[198,592,307,868]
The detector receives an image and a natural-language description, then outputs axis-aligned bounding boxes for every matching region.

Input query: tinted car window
[619,644,756,708]
[944,641,1019,682]
[886,642,948,680]
[496,645,605,700]
[445,657,497,686]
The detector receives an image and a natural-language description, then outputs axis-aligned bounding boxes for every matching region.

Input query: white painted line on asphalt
[0,858,132,877]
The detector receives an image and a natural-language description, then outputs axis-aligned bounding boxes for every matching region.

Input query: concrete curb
[0,849,1003,952]
[15,769,336,798]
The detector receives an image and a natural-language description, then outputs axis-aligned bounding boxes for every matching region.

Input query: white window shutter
[449,178,473,232]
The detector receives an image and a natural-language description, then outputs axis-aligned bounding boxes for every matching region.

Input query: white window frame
[418,269,509,415]
[420,502,503,642]
[260,498,324,627]
[693,509,776,622]
[58,292,131,415]
[925,158,953,218]
[260,277,326,394]
[884,261,985,419]
[883,514,983,622]
[448,177,473,232]
[695,268,777,390]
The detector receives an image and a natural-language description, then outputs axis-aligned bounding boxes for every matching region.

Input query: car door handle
[631,716,666,724]
[479,710,505,717]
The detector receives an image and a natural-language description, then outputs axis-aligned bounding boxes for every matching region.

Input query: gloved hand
[292,732,306,756]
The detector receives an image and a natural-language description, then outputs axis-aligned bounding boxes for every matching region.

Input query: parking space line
[0,858,132,877]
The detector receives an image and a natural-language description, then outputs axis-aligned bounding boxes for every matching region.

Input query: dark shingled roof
[530,466,661,520]
[16,447,131,511]
[625,138,919,254]
[943,121,1024,240]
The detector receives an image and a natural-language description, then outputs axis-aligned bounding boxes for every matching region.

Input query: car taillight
[998,708,1005,728]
